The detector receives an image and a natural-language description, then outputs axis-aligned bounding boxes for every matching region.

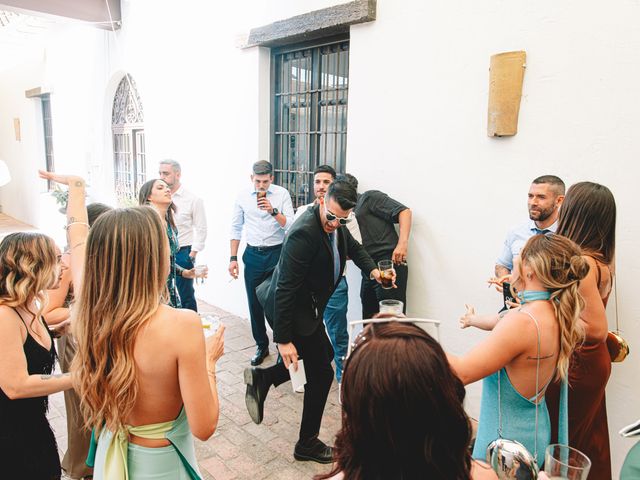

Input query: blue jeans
[175,247,197,312]
[323,276,349,383]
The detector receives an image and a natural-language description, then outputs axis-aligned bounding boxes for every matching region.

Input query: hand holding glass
[194,264,208,285]
[378,260,395,290]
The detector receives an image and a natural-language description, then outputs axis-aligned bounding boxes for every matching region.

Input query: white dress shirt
[172,185,207,252]
[230,184,294,246]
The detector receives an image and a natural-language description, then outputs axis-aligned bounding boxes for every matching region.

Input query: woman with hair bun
[545,181,617,479]
[0,232,72,479]
[317,321,497,480]
[450,234,589,468]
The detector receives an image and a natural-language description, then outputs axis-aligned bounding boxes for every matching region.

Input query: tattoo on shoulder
[40,373,70,380]
[74,180,84,187]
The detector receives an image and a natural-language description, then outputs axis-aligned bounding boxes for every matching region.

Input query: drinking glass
[379,299,404,316]
[377,259,395,290]
[194,264,208,285]
[544,444,591,480]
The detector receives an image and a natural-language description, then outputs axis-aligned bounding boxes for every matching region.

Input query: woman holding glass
[139,179,196,307]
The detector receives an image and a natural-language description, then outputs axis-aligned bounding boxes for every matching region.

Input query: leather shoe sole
[244,367,268,424]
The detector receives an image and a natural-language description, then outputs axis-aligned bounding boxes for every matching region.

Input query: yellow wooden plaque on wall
[487,51,526,137]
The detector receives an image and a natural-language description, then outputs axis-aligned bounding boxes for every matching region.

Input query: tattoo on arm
[40,373,70,380]
[74,181,84,187]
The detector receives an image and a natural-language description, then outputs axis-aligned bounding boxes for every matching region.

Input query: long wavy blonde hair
[0,233,58,325]
[519,234,589,380]
[72,207,169,432]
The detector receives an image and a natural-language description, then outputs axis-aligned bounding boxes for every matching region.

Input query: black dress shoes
[293,436,334,464]
[250,347,269,366]
[244,367,271,424]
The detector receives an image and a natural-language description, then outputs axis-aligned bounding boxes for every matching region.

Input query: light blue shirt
[496,219,557,271]
[230,184,294,246]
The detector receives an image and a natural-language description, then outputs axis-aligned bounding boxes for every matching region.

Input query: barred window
[112,74,145,206]
[40,94,55,191]
[272,38,349,208]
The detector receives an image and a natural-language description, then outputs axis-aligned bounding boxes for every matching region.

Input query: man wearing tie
[494,175,566,278]
[244,178,384,464]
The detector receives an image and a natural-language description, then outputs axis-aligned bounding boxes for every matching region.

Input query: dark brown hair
[138,179,177,230]
[557,181,616,264]
[317,322,472,480]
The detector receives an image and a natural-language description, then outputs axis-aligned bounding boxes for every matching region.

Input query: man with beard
[495,175,565,278]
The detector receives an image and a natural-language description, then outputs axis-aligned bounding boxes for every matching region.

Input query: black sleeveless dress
[0,312,61,479]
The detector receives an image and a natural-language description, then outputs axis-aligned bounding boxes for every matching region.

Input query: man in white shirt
[159,159,207,312]
[229,160,295,366]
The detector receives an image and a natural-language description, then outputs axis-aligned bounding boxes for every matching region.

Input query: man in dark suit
[244,178,386,464]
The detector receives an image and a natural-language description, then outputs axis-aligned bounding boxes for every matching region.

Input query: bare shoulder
[472,460,498,480]
[496,308,536,331]
[0,305,22,329]
[154,305,202,342]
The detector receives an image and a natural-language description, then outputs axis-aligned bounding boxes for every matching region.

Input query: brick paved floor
[48,301,341,480]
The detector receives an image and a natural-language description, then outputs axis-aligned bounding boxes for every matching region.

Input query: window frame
[271,34,349,208]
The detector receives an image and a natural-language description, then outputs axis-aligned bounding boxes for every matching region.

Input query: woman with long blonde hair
[0,232,72,479]
[449,234,589,468]
[40,171,223,480]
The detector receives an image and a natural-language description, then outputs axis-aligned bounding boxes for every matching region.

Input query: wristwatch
[270,208,279,217]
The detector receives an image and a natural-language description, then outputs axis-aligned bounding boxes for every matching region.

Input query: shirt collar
[529,219,557,234]
[173,185,184,196]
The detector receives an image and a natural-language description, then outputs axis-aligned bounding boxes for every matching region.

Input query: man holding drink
[245,178,387,464]
[342,174,412,319]
[229,160,294,366]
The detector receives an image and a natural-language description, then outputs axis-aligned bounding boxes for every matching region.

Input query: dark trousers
[176,246,197,312]
[361,261,408,319]
[264,324,334,441]
[243,245,282,349]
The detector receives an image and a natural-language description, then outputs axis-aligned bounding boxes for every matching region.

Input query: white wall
[346,0,640,474]
[1,0,638,474]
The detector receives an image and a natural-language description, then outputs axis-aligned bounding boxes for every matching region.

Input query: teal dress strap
[558,377,569,445]
[86,428,98,468]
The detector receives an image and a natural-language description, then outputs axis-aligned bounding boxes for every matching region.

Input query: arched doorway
[112,74,145,205]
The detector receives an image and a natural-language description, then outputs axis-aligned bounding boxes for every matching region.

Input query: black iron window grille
[272,38,349,208]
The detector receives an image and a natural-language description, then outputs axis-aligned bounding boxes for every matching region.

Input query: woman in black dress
[0,232,74,479]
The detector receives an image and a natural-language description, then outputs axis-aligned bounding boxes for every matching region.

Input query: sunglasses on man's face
[325,208,353,225]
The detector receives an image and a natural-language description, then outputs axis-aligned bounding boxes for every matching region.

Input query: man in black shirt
[343,174,412,319]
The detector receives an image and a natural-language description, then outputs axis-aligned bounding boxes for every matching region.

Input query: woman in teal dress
[448,234,589,469]
[42,171,224,479]
[139,179,195,307]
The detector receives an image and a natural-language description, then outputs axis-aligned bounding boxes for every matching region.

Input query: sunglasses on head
[324,208,353,225]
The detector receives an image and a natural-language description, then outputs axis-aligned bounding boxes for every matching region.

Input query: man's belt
[247,244,282,253]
